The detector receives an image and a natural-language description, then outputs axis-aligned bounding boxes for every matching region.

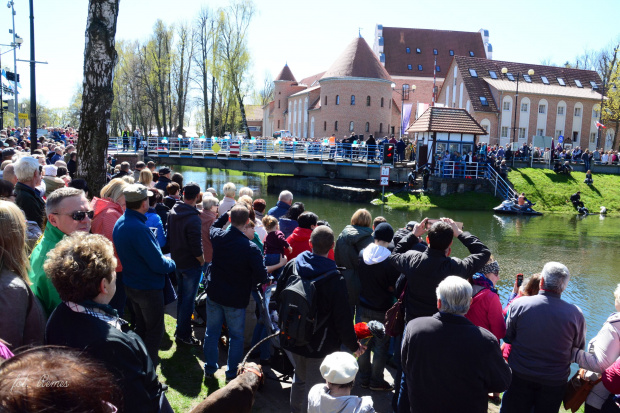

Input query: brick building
[244,105,263,137]
[436,56,610,150]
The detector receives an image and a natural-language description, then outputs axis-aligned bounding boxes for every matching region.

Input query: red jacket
[286,227,335,261]
[91,197,124,272]
[465,287,506,342]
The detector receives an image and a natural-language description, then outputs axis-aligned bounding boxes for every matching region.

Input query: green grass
[508,167,620,215]
[156,315,222,412]
[373,190,500,210]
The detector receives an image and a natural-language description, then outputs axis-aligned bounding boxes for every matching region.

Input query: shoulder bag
[385,281,407,337]
[563,368,602,413]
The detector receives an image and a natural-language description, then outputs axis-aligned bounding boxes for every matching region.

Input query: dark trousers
[499,372,566,413]
[125,286,165,365]
[122,138,129,151]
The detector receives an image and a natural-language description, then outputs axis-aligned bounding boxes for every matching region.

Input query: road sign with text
[380,166,390,186]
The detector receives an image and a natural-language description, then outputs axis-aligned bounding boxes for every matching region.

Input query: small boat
[493,200,543,216]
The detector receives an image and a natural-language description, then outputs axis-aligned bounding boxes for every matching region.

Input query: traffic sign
[558,135,564,144]
[380,176,389,186]
[211,142,221,153]
[381,166,390,176]
[18,113,28,120]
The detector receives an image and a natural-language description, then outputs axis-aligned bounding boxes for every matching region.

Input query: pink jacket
[199,209,216,263]
[91,197,124,273]
[465,287,506,342]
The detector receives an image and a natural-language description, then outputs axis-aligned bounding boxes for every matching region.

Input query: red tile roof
[309,97,321,111]
[407,106,486,134]
[452,55,603,113]
[382,27,486,77]
[322,37,392,81]
[300,72,326,87]
[275,64,296,82]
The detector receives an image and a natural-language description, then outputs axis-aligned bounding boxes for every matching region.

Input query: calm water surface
[175,166,620,345]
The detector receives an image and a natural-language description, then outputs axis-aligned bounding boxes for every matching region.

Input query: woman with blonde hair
[90,178,128,315]
[139,168,154,188]
[335,208,374,317]
[0,200,45,350]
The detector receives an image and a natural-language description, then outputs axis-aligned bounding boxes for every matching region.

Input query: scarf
[471,272,498,295]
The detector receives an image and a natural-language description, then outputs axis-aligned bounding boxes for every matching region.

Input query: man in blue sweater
[113,184,176,365]
[267,190,293,218]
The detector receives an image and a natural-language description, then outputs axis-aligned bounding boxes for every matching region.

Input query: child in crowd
[307,352,375,413]
[262,215,292,279]
[585,169,593,185]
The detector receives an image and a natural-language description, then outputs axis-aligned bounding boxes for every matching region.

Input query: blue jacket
[207,225,268,309]
[267,200,290,219]
[278,217,298,239]
[113,209,175,290]
[145,208,166,248]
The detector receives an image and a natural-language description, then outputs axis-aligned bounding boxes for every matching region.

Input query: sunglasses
[53,210,94,221]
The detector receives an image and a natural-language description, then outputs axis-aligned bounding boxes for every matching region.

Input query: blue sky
[1,0,619,110]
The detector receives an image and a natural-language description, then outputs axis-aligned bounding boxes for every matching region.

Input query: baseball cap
[123,184,153,202]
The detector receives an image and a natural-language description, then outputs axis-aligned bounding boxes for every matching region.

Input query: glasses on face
[52,210,94,221]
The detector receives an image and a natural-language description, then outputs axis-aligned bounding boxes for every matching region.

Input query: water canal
[174,166,620,346]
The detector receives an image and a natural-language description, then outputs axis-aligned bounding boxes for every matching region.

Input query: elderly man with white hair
[267,190,293,219]
[14,156,46,228]
[500,262,586,413]
[401,276,511,413]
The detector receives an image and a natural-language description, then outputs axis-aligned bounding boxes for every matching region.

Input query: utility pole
[8,1,19,128]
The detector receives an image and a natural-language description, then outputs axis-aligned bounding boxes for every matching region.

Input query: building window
[537,128,544,136]
[381,97,384,107]
[278,100,280,108]
[573,131,579,142]
[503,101,511,111]
[521,103,528,112]
[418,64,423,71]
[436,65,441,72]
[324,96,327,105]
[501,127,509,138]
[406,47,410,53]
[323,121,326,131]
[523,74,532,82]
[555,130,563,138]
[574,107,582,117]
[590,132,597,142]
[506,73,515,81]
[519,127,526,139]
[489,70,498,79]
[593,109,599,118]
[449,49,454,56]
[335,95,340,105]
[479,96,489,106]
[407,64,412,70]
[590,81,598,89]
[557,106,564,115]
[334,121,338,131]
[349,121,354,132]
[365,122,370,132]
[469,68,478,77]
[557,77,566,86]
[433,48,438,55]
[539,104,546,114]
[366,96,371,106]
[351,95,355,105]
[469,51,474,57]
[575,79,583,88]
[416,48,421,53]
[379,123,383,133]
[278,120,280,128]
[402,84,410,100]
[541,76,550,85]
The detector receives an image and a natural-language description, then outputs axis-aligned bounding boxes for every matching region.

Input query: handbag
[563,368,602,413]
[384,281,407,337]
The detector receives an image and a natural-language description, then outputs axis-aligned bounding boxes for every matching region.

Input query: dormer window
[489,70,497,79]
[469,68,478,77]
[557,77,566,86]
[506,73,515,81]
[523,74,532,82]
[590,81,598,89]
[575,79,583,88]
[479,96,489,106]
[541,76,550,85]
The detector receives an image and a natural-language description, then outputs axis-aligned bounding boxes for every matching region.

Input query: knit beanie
[373,222,394,243]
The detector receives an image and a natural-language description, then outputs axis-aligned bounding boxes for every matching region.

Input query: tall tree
[254,70,274,106]
[77,0,120,197]
[218,0,255,140]
[193,7,216,136]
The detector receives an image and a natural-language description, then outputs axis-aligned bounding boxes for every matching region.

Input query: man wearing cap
[154,167,172,192]
[307,352,375,413]
[357,222,400,391]
[167,182,204,346]
[113,184,176,365]
[2,148,15,162]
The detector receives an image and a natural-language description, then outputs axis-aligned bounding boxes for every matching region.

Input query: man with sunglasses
[30,187,93,317]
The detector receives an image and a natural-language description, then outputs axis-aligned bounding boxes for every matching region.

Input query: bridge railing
[435,161,486,179]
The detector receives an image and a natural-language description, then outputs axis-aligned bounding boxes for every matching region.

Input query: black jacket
[15,182,45,228]
[389,231,490,322]
[358,246,400,312]
[402,312,511,413]
[154,176,171,192]
[167,202,202,269]
[155,203,170,232]
[46,303,163,413]
[111,170,129,180]
[274,251,360,358]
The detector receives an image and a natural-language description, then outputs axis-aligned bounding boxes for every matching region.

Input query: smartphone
[517,273,524,287]
[425,219,464,231]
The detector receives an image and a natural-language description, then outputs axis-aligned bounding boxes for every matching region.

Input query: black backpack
[278,263,339,351]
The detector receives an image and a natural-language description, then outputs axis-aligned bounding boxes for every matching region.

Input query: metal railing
[434,161,517,200]
[107,136,411,167]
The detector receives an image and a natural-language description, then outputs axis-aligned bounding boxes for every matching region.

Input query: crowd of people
[1,125,620,413]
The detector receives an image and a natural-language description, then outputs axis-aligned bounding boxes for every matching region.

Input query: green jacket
[29,222,65,317]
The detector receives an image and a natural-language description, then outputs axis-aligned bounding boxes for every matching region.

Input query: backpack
[278,263,339,351]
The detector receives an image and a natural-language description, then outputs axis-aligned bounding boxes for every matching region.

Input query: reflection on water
[174,166,619,344]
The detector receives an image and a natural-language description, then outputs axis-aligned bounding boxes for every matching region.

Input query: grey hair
[202,195,218,210]
[436,276,473,315]
[14,156,39,181]
[238,187,254,198]
[223,182,236,197]
[541,262,570,293]
[46,187,84,215]
[279,190,293,202]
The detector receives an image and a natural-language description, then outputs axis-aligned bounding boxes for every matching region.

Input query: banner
[401,103,413,133]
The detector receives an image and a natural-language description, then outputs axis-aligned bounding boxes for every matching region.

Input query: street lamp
[392,82,416,138]
[501,67,534,166]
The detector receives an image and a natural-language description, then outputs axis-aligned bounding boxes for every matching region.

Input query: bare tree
[255,70,274,106]
[77,0,120,197]
[193,7,217,136]
[173,22,194,135]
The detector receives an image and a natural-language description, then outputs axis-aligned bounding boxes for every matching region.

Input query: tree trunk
[234,83,250,140]
[210,77,217,137]
[613,120,619,150]
[77,0,120,198]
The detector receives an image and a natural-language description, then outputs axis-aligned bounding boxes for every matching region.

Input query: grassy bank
[373,189,500,210]
[508,167,620,215]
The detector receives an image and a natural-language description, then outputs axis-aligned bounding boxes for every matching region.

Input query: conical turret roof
[322,37,391,81]
[275,64,296,82]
